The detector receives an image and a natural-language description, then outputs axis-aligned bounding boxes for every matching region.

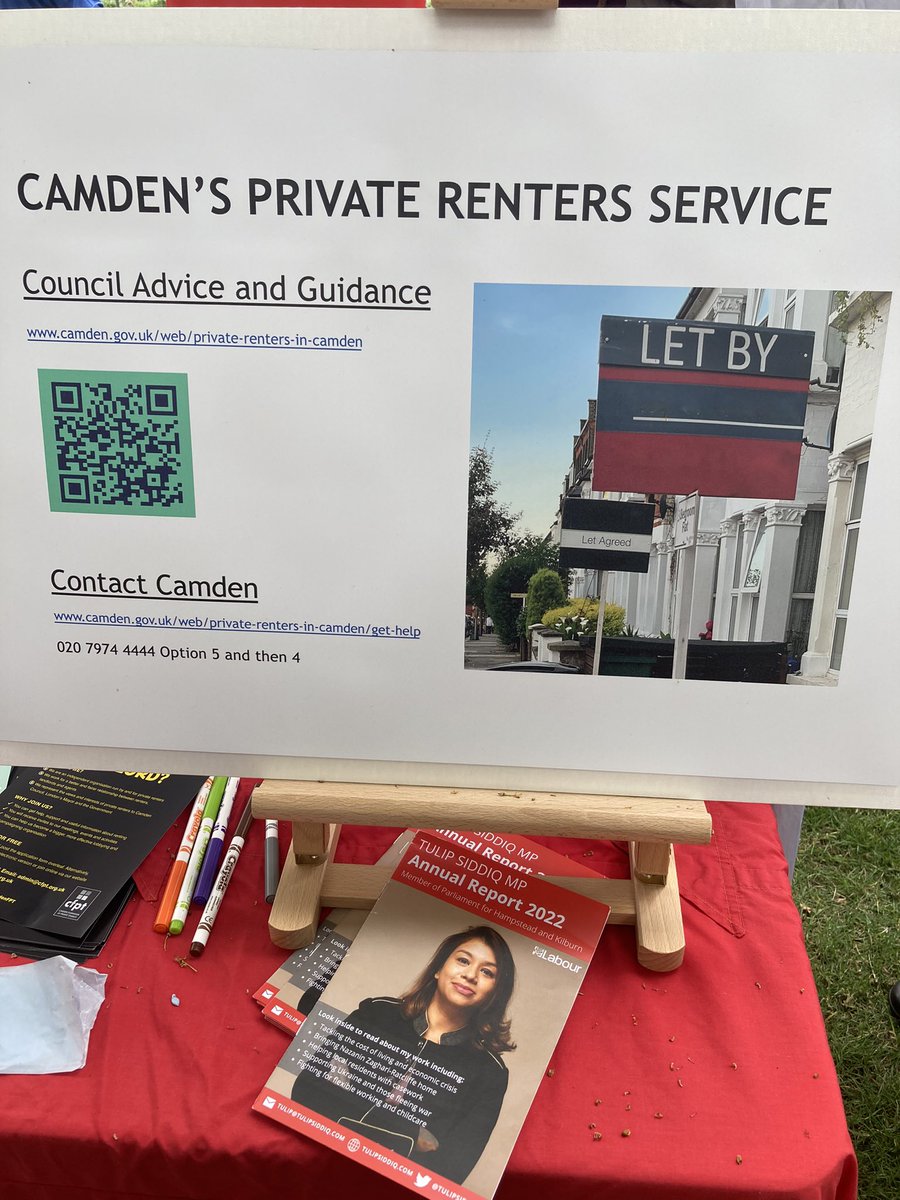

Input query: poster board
[1,10,899,809]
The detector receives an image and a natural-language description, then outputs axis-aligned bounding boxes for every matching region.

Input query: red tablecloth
[0,800,857,1200]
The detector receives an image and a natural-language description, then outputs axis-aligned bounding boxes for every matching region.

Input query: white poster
[1,10,899,807]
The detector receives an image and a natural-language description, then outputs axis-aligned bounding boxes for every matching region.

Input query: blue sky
[470,284,690,537]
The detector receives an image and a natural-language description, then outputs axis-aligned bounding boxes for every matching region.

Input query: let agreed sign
[559,498,655,573]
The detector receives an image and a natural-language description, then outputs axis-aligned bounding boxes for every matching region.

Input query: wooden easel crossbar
[252,781,712,972]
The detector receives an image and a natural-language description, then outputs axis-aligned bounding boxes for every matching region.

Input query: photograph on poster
[466,284,889,688]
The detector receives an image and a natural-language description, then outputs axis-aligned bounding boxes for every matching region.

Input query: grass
[792,806,900,1200]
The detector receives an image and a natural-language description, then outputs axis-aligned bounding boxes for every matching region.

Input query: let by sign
[592,314,814,499]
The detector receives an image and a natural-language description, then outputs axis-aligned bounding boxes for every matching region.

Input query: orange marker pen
[153,777,213,934]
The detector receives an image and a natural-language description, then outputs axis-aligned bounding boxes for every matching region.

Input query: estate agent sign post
[559,497,654,674]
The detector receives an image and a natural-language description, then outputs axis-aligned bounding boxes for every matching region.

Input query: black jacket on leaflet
[291,996,509,1184]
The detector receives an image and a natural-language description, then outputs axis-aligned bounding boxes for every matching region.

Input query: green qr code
[39,370,195,517]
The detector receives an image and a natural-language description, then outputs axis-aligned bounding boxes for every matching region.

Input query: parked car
[488,661,579,673]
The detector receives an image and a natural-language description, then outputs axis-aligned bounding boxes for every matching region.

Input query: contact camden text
[50,569,258,601]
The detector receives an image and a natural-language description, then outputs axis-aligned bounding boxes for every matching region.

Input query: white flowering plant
[542,600,626,640]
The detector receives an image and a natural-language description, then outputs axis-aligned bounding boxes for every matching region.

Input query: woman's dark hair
[399,926,516,1055]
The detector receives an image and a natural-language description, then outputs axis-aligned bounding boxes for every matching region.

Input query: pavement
[463,632,520,671]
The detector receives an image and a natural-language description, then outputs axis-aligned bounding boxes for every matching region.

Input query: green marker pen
[169,775,227,935]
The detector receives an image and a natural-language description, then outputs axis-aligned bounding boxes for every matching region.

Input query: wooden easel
[252,780,711,972]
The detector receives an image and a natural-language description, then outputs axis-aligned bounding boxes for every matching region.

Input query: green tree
[466,446,519,611]
[507,531,560,570]
[832,289,883,350]
[486,543,558,648]
[524,568,566,629]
